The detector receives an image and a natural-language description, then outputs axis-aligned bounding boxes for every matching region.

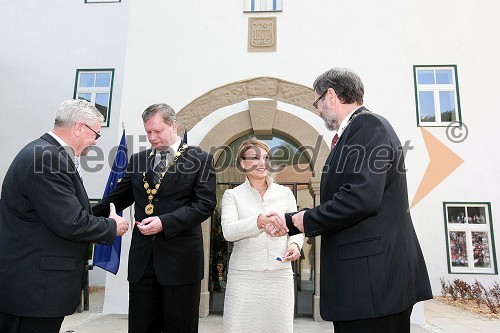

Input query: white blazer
[221,176,304,271]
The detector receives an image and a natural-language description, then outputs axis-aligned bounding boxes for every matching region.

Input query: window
[244,0,283,12]
[444,203,497,274]
[74,69,114,127]
[413,65,461,126]
[85,0,121,3]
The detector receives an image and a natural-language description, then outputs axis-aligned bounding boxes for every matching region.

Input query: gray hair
[54,99,104,128]
[142,103,177,125]
[313,68,364,104]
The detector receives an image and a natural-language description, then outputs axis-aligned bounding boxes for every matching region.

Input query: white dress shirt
[336,105,364,139]
[48,131,82,179]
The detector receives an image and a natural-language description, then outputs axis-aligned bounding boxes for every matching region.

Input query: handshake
[257,211,306,237]
[258,212,304,263]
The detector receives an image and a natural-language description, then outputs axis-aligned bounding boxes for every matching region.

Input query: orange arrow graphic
[409,127,464,209]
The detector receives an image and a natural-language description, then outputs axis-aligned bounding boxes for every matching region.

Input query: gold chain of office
[142,144,188,215]
[338,108,371,134]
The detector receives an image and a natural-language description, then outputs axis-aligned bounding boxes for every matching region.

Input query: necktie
[331,133,339,150]
[153,150,168,184]
[75,157,83,182]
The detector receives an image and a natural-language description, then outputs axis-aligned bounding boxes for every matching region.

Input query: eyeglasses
[242,155,270,161]
[84,124,101,140]
[312,90,328,109]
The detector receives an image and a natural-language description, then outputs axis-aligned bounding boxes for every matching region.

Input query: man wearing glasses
[287,68,432,333]
[0,99,129,333]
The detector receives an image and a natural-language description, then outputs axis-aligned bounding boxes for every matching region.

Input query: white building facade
[1,0,499,323]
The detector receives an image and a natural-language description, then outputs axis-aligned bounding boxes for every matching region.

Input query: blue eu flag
[93,130,128,274]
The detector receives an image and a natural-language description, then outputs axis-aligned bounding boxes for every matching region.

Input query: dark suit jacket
[0,133,117,317]
[288,108,432,322]
[93,143,217,285]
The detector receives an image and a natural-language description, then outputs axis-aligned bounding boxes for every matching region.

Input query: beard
[320,105,339,131]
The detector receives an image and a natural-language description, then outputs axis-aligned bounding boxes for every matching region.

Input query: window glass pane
[467,207,487,224]
[439,91,456,122]
[447,206,466,223]
[436,69,453,84]
[95,73,111,88]
[78,93,92,103]
[244,0,283,11]
[95,93,109,120]
[445,203,494,273]
[449,231,468,267]
[74,69,113,127]
[417,70,435,84]
[79,73,95,87]
[419,91,435,122]
[472,232,491,268]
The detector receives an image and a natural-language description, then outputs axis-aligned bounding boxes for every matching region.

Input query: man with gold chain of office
[93,103,217,333]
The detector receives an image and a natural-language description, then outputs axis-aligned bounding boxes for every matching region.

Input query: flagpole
[93,126,128,275]
[122,121,132,229]
[130,206,134,229]
[183,121,188,144]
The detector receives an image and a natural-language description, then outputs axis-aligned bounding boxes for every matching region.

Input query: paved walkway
[60,290,499,333]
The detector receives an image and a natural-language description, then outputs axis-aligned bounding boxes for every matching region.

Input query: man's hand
[259,212,288,237]
[291,210,305,233]
[135,216,164,236]
[109,203,129,236]
[281,242,301,262]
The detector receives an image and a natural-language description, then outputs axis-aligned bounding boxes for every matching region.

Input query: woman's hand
[258,212,288,237]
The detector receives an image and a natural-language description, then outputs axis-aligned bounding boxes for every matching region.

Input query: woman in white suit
[221,138,304,332]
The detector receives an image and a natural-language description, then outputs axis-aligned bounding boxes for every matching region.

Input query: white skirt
[223,268,294,333]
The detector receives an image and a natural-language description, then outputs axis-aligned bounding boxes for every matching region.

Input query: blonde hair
[235,138,270,172]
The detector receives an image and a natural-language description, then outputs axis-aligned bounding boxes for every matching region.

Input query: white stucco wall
[0,0,131,195]
[115,0,499,293]
[0,0,131,286]
[1,0,499,320]
[405,0,500,292]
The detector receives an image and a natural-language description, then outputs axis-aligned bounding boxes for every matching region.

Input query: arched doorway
[176,79,331,320]
[209,132,315,317]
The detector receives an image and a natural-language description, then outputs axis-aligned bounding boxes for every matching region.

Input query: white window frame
[444,202,497,274]
[413,65,462,127]
[73,69,114,127]
[244,0,283,12]
[85,0,121,3]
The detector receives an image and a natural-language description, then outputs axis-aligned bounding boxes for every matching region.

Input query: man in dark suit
[93,103,217,333]
[0,99,129,333]
[289,68,433,332]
